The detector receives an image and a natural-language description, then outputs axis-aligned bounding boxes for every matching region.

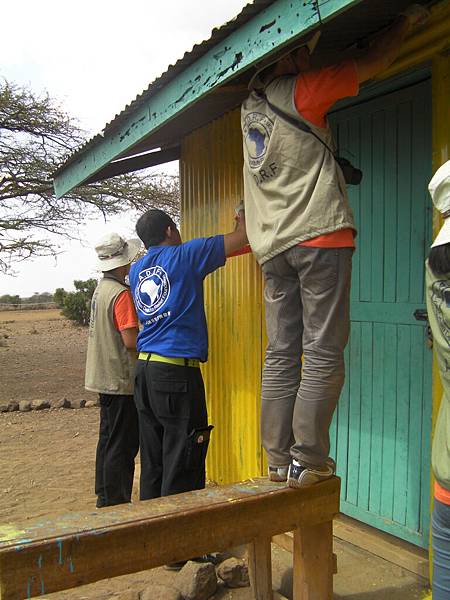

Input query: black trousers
[95,394,139,507]
[134,360,212,500]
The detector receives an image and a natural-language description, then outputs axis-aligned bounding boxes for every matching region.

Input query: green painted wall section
[329,78,433,548]
[53,0,361,198]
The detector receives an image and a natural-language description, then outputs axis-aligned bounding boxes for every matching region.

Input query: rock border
[0,398,99,413]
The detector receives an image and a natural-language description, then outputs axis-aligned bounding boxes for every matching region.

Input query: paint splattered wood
[0,477,340,599]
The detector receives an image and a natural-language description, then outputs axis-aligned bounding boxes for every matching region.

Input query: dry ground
[0,309,96,406]
[0,310,430,599]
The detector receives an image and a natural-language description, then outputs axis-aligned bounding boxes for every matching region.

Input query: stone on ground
[32,399,50,410]
[19,401,31,412]
[217,557,249,588]
[70,399,86,409]
[0,403,8,412]
[140,583,181,600]
[8,401,19,411]
[175,561,217,600]
[85,400,97,408]
[55,398,71,408]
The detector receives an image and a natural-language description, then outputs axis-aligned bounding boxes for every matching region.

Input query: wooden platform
[0,477,340,600]
[273,514,429,580]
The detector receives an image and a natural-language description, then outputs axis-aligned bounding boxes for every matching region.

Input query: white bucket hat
[430,161,450,248]
[95,233,141,271]
[248,30,321,91]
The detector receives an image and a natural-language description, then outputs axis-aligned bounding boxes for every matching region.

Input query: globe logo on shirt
[243,112,274,169]
[135,266,170,316]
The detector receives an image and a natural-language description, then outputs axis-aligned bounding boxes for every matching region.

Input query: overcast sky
[1,0,248,297]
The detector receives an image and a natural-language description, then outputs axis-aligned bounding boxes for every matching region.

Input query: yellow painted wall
[180,110,265,484]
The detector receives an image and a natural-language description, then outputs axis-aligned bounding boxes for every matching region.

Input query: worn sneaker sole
[288,468,334,488]
[287,458,335,488]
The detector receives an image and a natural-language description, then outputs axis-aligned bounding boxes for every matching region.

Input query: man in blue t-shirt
[129,208,247,500]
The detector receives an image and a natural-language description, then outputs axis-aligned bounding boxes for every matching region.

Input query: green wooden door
[329,78,433,548]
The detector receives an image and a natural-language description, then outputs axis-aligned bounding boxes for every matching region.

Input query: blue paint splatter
[37,554,43,568]
[27,576,34,599]
[15,538,33,549]
[57,539,63,565]
[69,557,75,573]
[40,577,45,594]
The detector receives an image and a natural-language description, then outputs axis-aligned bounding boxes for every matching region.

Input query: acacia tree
[0,80,179,274]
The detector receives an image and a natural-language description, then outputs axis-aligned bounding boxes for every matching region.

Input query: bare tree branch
[0,79,180,274]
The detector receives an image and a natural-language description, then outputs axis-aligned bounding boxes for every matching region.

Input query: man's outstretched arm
[356,4,429,84]
[223,208,248,257]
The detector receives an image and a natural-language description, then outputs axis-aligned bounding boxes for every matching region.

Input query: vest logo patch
[135,266,170,316]
[243,112,274,169]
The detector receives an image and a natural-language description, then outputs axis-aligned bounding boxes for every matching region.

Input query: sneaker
[268,465,289,482]
[287,457,335,488]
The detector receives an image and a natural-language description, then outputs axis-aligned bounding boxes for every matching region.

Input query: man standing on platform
[241,5,429,487]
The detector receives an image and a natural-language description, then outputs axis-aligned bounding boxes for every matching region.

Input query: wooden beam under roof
[82,146,180,184]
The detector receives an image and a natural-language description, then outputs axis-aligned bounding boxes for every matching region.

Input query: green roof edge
[54,0,359,198]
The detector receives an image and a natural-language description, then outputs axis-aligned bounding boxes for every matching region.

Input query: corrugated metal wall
[180,109,265,484]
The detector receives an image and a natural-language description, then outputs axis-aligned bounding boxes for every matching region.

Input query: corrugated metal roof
[55,0,275,175]
[55,0,430,180]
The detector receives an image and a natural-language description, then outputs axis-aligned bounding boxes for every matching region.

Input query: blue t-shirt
[129,236,226,362]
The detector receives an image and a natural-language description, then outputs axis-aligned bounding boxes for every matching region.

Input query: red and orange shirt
[113,290,138,332]
[435,481,450,506]
[295,60,358,249]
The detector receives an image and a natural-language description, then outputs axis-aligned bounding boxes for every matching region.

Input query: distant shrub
[56,279,97,326]
[53,288,67,309]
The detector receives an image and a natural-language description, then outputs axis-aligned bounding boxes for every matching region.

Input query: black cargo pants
[95,394,139,507]
[134,360,212,499]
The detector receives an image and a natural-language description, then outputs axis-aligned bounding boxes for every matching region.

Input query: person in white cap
[425,160,450,600]
[241,5,429,487]
[85,232,141,508]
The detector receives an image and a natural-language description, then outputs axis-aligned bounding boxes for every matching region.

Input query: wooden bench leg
[247,535,273,599]
[293,521,333,600]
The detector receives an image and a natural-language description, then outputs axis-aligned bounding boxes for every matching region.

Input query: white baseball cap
[95,233,141,271]
[430,161,450,248]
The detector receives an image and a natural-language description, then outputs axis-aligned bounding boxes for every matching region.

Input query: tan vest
[241,75,355,265]
[425,261,450,491]
[85,277,136,395]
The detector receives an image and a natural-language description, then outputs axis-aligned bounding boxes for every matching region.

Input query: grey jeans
[261,246,352,468]
[432,498,450,600]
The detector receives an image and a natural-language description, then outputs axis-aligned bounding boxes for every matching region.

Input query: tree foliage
[55,279,97,326]
[0,80,180,273]
[53,287,67,309]
[0,294,21,306]
[0,291,53,306]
